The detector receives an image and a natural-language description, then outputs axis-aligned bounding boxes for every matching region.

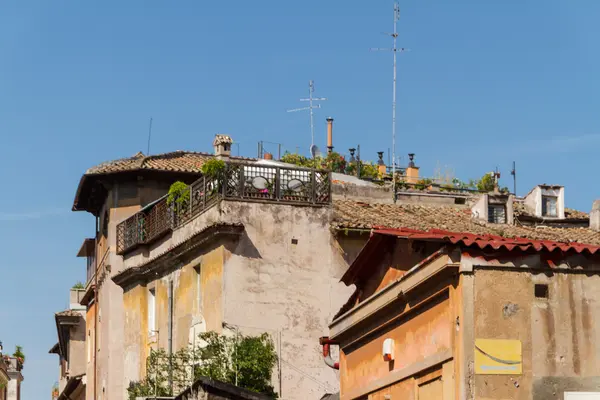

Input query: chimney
[264,152,273,160]
[377,151,386,175]
[406,153,419,184]
[213,134,233,159]
[326,117,334,154]
[591,200,600,231]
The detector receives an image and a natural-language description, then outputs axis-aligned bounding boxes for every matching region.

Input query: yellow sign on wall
[475,339,522,375]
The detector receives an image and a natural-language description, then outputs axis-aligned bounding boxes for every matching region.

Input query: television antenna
[370,2,408,203]
[287,80,327,154]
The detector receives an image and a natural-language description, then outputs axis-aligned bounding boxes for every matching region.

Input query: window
[148,288,156,334]
[488,204,506,224]
[542,195,558,217]
[194,266,202,314]
[87,330,91,363]
[535,284,549,299]
[102,210,109,238]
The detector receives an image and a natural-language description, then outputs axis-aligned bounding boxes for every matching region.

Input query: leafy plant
[127,332,278,399]
[201,159,226,178]
[359,162,380,180]
[280,152,314,168]
[72,281,85,289]
[167,181,190,214]
[414,178,433,190]
[13,345,24,370]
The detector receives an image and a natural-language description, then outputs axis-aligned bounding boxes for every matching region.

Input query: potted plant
[167,181,190,226]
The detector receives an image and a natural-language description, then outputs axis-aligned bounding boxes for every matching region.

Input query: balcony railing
[117,162,331,254]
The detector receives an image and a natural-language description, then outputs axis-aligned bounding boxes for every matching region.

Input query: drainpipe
[168,280,174,393]
[94,215,99,400]
[319,337,339,370]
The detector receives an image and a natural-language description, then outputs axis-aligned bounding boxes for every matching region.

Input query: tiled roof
[86,151,256,175]
[513,201,589,220]
[55,310,83,318]
[332,200,600,246]
[375,227,600,255]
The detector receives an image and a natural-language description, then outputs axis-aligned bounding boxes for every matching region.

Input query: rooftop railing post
[239,165,245,199]
[203,176,207,209]
[311,170,317,204]
[275,167,281,201]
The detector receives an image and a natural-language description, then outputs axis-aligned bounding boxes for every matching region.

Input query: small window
[102,210,110,238]
[488,204,506,224]
[535,284,549,299]
[148,288,156,334]
[194,266,202,313]
[542,196,557,217]
[87,330,91,363]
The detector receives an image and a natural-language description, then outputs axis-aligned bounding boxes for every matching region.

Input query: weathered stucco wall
[122,245,225,386]
[69,317,87,378]
[219,201,353,400]
[120,200,353,399]
[470,254,600,400]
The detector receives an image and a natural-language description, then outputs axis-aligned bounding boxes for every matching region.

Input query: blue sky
[1,0,599,396]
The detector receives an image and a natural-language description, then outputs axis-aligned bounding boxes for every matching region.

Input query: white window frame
[488,204,506,224]
[148,288,156,335]
[542,195,558,217]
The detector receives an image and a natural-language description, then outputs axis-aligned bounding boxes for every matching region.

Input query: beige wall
[472,265,600,400]
[91,180,171,400]
[120,200,354,399]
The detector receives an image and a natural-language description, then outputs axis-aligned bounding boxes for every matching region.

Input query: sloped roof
[85,150,255,175]
[332,200,600,245]
[74,150,257,213]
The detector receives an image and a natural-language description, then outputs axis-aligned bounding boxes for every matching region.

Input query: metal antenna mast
[371,2,407,203]
[287,80,327,153]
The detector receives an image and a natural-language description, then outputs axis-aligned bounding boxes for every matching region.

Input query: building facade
[49,288,87,400]
[72,135,356,399]
[326,186,600,400]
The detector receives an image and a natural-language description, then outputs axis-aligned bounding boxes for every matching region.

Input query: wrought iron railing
[117,162,331,254]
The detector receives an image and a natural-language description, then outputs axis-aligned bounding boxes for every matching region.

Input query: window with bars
[488,204,506,224]
[542,195,558,217]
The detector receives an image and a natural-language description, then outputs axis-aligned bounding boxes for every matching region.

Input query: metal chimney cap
[326,117,334,122]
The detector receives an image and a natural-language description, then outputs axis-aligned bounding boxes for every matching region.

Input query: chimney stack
[377,151,386,176]
[591,200,600,231]
[264,152,273,160]
[213,134,233,159]
[406,153,419,184]
[326,117,334,154]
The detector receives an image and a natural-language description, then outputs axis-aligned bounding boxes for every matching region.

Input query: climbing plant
[127,331,278,399]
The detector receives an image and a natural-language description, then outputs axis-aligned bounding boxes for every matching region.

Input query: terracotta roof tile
[513,201,589,220]
[85,151,256,175]
[332,200,600,246]
[55,310,83,318]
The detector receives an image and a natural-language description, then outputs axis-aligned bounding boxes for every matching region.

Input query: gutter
[319,337,339,370]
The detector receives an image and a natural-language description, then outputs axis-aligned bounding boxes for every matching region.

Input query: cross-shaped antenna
[287,80,327,152]
[370,2,408,203]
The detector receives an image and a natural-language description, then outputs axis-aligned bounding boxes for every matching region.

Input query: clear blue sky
[1,0,599,396]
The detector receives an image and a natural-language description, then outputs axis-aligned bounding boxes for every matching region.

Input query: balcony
[117,162,331,255]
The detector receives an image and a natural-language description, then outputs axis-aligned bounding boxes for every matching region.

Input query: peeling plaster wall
[470,254,600,400]
[220,202,353,400]
[92,180,169,400]
[121,200,353,399]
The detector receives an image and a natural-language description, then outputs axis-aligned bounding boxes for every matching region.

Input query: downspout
[94,215,99,400]
[319,337,339,370]
[168,280,174,393]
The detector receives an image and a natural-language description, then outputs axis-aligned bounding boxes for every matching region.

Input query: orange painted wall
[341,294,452,395]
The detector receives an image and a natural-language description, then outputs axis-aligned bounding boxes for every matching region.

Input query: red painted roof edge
[372,226,600,255]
